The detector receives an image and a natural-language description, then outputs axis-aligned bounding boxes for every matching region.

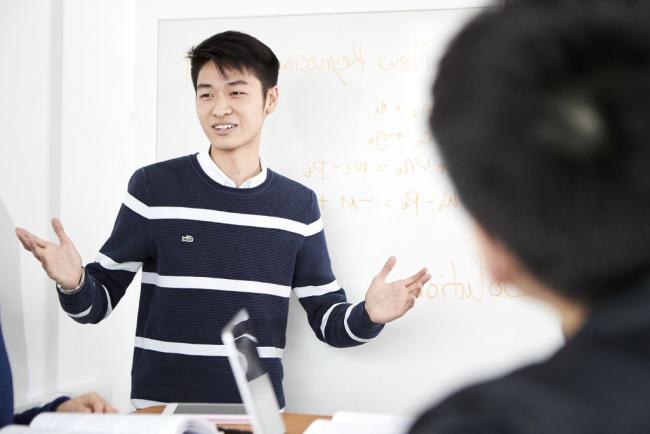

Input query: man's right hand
[15,218,83,290]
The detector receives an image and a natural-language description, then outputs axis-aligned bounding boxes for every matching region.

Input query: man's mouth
[212,123,238,135]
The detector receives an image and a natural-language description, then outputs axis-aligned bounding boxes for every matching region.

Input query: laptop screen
[222,309,286,434]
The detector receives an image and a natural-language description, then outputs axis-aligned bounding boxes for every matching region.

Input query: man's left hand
[364,256,431,324]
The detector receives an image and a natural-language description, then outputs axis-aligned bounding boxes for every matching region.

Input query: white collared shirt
[197,145,268,189]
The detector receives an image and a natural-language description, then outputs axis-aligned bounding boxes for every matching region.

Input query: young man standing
[16,31,430,408]
[411,0,650,432]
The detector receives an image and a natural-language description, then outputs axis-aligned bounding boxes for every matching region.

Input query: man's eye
[231,91,246,96]
[199,93,212,99]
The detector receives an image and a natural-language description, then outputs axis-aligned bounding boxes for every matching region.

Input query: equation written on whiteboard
[365,101,433,150]
[365,130,433,151]
[372,101,432,119]
[317,191,459,215]
[304,158,446,180]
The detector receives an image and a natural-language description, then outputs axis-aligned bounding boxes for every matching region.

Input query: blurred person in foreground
[411,0,650,433]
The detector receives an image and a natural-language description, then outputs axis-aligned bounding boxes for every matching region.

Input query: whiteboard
[156,8,563,416]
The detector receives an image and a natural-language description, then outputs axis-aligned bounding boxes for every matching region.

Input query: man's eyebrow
[197,83,213,90]
[227,80,249,86]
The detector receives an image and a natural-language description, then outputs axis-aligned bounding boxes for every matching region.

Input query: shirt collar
[197,145,267,189]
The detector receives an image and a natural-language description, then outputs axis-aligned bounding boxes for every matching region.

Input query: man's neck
[209,145,261,187]
[515,272,587,338]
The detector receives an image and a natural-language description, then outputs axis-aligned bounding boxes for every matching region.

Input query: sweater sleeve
[292,192,383,347]
[13,397,69,426]
[57,168,153,324]
[1,322,14,428]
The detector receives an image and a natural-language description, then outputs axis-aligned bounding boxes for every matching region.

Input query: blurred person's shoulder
[410,336,650,434]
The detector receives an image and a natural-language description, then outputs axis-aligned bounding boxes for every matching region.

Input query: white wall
[0,0,62,408]
[1,0,136,412]
[56,0,136,412]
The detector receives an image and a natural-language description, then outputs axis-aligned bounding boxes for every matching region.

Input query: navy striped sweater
[57,153,383,408]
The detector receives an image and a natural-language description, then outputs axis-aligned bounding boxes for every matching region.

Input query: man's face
[195,61,277,153]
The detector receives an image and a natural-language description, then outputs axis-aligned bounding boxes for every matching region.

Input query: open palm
[364,256,431,324]
[15,218,83,290]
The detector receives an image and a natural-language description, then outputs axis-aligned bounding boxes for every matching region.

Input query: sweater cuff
[48,396,71,412]
[56,275,95,314]
[348,301,384,340]
[13,396,70,425]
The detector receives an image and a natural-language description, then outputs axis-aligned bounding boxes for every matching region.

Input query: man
[1,320,116,427]
[411,0,650,432]
[15,31,431,409]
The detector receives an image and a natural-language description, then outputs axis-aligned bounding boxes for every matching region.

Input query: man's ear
[264,86,279,114]
[475,224,519,283]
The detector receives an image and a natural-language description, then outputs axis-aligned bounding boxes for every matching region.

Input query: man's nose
[211,97,232,117]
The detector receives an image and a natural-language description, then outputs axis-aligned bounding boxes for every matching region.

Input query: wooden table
[137,405,330,434]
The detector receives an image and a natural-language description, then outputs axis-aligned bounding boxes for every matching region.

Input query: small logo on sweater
[181,235,194,243]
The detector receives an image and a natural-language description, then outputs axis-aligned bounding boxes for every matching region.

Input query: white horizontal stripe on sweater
[102,285,113,319]
[95,252,142,273]
[65,285,113,319]
[320,302,347,340]
[66,305,92,319]
[134,336,284,358]
[293,280,340,298]
[123,193,323,237]
[141,272,292,298]
[344,302,373,343]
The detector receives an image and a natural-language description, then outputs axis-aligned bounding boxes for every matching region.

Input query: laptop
[164,309,286,434]
[221,309,286,434]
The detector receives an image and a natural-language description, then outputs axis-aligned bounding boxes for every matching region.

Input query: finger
[416,275,431,297]
[414,277,428,298]
[106,403,119,414]
[376,256,397,280]
[21,230,49,250]
[92,399,104,413]
[408,271,431,290]
[27,237,44,262]
[417,273,432,289]
[52,218,71,246]
[15,230,33,252]
[16,229,37,250]
[405,268,428,286]
[408,281,424,298]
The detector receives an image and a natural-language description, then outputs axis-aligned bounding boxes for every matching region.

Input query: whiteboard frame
[134,0,559,416]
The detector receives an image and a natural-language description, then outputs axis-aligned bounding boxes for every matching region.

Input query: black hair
[431,0,650,302]
[187,31,280,95]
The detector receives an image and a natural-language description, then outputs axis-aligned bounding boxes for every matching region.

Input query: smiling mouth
[212,123,238,134]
